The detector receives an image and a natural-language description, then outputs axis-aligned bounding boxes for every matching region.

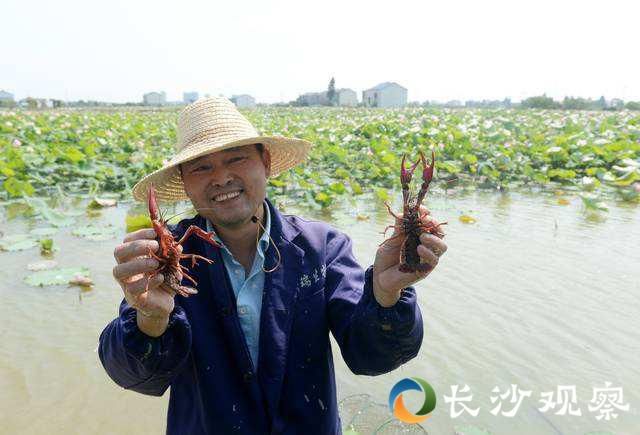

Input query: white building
[0,90,14,103]
[17,98,53,109]
[362,82,408,108]
[230,94,256,108]
[143,91,166,106]
[183,92,199,104]
[609,98,624,110]
[297,88,358,106]
[336,88,358,107]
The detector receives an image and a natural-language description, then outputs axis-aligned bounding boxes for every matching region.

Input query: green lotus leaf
[0,234,38,251]
[71,225,119,241]
[30,227,58,237]
[24,267,90,287]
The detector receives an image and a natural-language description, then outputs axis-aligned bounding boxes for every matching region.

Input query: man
[99,97,447,434]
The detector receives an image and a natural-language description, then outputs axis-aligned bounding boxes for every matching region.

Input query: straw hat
[131,97,313,202]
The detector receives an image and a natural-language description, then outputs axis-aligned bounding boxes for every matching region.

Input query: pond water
[0,190,638,435]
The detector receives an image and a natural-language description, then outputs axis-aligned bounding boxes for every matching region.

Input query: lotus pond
[0,107,639,434]
[1,107,639,206]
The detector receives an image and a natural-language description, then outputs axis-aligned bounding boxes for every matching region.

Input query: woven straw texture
[131,97,313,202]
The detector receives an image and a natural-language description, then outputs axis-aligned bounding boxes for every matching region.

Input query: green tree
[625,101,640,110]
[327,77,336,106]
[521,94,561,109]
[562,96,592,110]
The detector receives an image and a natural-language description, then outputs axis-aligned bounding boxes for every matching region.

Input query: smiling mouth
[212,189,243,203]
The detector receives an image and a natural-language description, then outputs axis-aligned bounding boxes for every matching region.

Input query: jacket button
[243,371,253,382]
[220,307,230,317]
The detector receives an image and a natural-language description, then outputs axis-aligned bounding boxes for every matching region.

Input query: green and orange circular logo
[388,377,437,423]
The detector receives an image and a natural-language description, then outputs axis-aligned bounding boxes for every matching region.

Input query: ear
[262,148,272,178]
[178,165,194,200]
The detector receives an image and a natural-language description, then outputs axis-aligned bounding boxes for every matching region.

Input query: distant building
[336,88,358,107]
[0,90,14,104]
[18,98,53,109]
[296,88,358,106]
[362,82,407,108]
[143,91,166,106]
[609,98,624,110]
[230,94,256,108]
[297,92,329,106]
[464,99,512,109]
[183,92,199,104]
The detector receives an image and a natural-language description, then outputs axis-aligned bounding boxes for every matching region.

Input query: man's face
[180,144,271,229]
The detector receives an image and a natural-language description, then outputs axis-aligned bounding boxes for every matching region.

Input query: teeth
[214,191,241,202]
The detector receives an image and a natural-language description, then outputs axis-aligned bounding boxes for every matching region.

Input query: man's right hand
[113,228,179,337]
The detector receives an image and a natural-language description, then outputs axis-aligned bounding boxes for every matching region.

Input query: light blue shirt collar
[204,200,271,370]
[205,199,271,262]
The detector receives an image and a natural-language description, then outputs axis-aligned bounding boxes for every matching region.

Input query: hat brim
[131,135,313,203]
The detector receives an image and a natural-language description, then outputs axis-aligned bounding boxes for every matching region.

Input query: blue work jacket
[98,198,424,434]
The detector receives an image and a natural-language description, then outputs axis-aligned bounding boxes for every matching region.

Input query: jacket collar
[266,198,301,242]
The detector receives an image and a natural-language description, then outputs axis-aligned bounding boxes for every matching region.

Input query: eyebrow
[221,147,245,154]
[184,149,248,169]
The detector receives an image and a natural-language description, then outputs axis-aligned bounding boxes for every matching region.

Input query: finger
[419,233,448,256]
[114,239,160,264]
[123,228,157,243]
[417,205,431,217]
[113,257,160,281]
[126,285,173,317]
[417,244,439,268]
[124,273,164,298]
[379,230,406,251]
[158,282,178,297]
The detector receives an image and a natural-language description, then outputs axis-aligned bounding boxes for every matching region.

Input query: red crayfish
[146,184,221,297]
[381,150,446,273]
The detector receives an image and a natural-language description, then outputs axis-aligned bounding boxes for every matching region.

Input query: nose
[207,165,235,189]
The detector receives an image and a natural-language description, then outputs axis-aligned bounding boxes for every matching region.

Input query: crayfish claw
[177,226,222,249]
[400,154,420,188]
[400,155,420,190]
[400,154,409,185]
[421,150,435,184]
[147,183,161,222]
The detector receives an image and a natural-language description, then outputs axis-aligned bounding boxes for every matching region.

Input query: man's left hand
[372,205,447,307]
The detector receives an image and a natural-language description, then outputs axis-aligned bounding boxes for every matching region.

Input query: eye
[191,164,211,173]
[229,157,246,164]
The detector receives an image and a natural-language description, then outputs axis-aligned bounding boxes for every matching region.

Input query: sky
[1,0,639,104]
